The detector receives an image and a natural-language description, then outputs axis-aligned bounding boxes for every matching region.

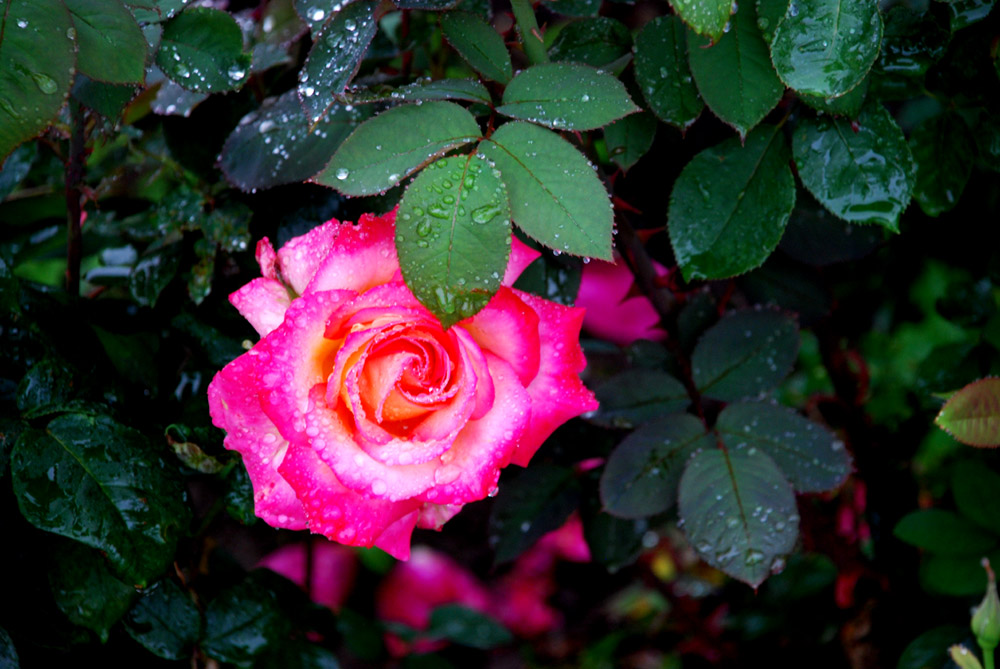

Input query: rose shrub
[208,209,597,559]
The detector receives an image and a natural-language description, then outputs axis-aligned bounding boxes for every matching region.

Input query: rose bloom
[257,540,357,611]
[208,209,597,559]
[575,255,667,346]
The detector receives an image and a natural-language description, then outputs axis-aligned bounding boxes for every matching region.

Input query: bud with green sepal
[952,645,986,669]
[973,558,1000,669]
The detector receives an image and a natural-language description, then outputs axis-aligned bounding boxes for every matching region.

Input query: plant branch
[509,0,548,65]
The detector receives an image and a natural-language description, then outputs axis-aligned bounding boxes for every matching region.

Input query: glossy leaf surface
[633,15,703,129]
[668,0,733,42]
[440,11,512,83]
[65,0,146,85]
[156,7,250,93]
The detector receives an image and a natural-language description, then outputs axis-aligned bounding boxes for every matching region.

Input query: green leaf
[667,125,795,281]
[396,154,511,327]
[687,5,784,138]
[0,0,76,162]
[257,642,343,669]
[589,369,690,429]
[898,626,970,669]
[0,418,26,479]
[156,7,250,93]
[511,251,581,305]
[678,447,799,587]
[124,579,201,660]
[633,16,703,130]
[779,193,884,266]
[16,357,76,417]
[71,75,138,119]
[315,101,481,195]
[792,103,914,231]
[691,307,799,402]
[944,0,994,32]
[936,378,1000,447]
[755,0,787,44]
[0,142,35,200]
[0,627,18,668]
[548,17,632,67]
[798,76,868,118]
[294,0,334,32]
[716,401,851,493]
[877,6,949,78]
[769,0,883,99]
[440,11,512,83]
[543,0,600,18]
[581,504,647,570]
[151,78,207,117]
[427,605,512,649]
[894,509,999,555]
[600,413,713,518]
[921,551,1000,596]
[497,63,639,131]
[390,78,492,105]
[225,463,257,525]
[668,0,733,42]
[11,413,190,586]
[298,0,379,124]
[478,121,613,259]
[129,245,180,307]
[127,0,192,23]
[222,92,369,192]
[953,461,1000,536]
[489,464,580,564]
[49,542,137,642]
[604,111,657,172]
[65,0,147,85]
[909,112,975,218]
[203,576,288,665]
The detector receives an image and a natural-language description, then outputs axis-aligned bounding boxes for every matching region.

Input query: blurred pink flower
[258,540,358,611]
[575,256,667,346]
[376,546,492,656]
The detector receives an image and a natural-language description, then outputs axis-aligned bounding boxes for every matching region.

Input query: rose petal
[503,236,542,286]
[278,441,421,559]
[306,210,401,295]
[256,237,279,280]
[460,287,540,386]
[208,354,306,529]
[230,277,292,337]
[575,256,667,346]
[511,290,598,466]
[257,540,358,610]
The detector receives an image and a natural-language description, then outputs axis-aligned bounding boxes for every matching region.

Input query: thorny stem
[65,101,86,296]
[509,0,548,65]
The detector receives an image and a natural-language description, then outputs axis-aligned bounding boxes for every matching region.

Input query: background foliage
[2,0,1000,666]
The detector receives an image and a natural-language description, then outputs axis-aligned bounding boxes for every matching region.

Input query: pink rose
[257,540,357,611]
[575,256,667,346]
[208,209,597,559]
[376,546,492,656]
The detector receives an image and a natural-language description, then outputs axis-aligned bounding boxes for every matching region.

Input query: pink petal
[278,441,421,559]
[575,256,667,346]
[208,354,306,529]
[503,236,542,286]
[229,277,292,337]
[305,210,401,295]
[511,290,598,466]
[460,287,540,386]
[256,237,279,280]
[257,540,358,610]
[275,221,340,296]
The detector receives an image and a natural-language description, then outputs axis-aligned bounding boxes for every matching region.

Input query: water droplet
[336,168,349,180]
[416,220,432,237]
[31,72,58,95]
[16,19,27,28]
[311,8,326,22]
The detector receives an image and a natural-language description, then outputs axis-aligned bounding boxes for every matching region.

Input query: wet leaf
[909,112,975,217]
[600,413,713,518]
[498,63,639,131]
[298,0,379,124]
[151,77,208,117]
[944,0,995,32]
[203,575,288,665]
[687,5,784,137]
[294,0,337,32]
[604,111,657,172]
[478,121,613,259]
[0,0,76,162]
[441,11,512,83]
[792,103,914,231]
[0,627,18,667]
[316,101,481,195]
[65,0,147,85]
[755,0,787,44]
[716,401,851,493]
[953,460,1000,536]
[71,76,138,119]
[49,541,136,642]
[156,7,251,93]
[633,15,703,129]
[549,17,632,67]
[222,91,368,192]
[877,6,949,78]
[894,509,999,554]
[769,0,883,98]
[691,308,799,402]
[778,193,884,265]
[489,464,580,564]
[797,75,868,118]
[581,504,647,570]
[124,579,201,660]
[11,413,190,586]
[16,357,77,418]
[340,78,492,105]
[129,244,181,307]
[126,0,192,23]
[427,606,512,649]
[396,154,511,328]
[0,142,36,201]
[679,447,799,588]
[668,125,795,281]
[589,369,690,429]
[936,378,1000,447]
[668,0,733,42]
